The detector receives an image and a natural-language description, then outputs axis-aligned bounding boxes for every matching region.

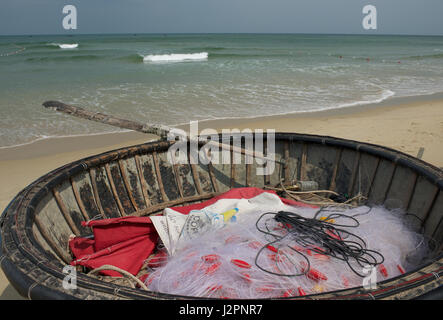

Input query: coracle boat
[0,102,442,300]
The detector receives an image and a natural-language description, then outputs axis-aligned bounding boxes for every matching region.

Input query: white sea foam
[47,43,78,49]
[58,44,78,49]
[143,52,208,63]
[0,130,132,150]
[334,89,396,109]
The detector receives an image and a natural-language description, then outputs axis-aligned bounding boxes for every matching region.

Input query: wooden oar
[43,100,171,139]
[42,100,282,165]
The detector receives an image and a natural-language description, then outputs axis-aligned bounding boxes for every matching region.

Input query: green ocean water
[0,33,442,148]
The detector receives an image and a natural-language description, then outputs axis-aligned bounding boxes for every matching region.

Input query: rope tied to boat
[27,282,39,300]
[270,179,367,207]
[88,264,149,290]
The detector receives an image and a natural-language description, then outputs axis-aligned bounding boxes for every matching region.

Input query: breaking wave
[48,43,78,49]
[58,43,78,49]
[142,52,208,63]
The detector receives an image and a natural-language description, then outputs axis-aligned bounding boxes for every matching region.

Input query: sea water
[0,33,442,148]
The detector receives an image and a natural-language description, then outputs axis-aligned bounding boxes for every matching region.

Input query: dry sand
[0,95,442,299]
[204,94,443,168]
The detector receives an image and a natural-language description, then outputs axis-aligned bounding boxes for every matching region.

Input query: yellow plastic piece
[319,217,335,223]
[221,208,239,222]
[312,284,325,293]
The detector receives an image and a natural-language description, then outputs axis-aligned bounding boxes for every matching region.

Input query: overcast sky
[1,0,442,36]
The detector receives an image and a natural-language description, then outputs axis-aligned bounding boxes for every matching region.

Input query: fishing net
[144,204,429,298]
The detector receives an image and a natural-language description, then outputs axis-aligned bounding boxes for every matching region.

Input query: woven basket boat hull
[1,132,442,299]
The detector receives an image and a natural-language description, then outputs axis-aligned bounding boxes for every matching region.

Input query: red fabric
[69,216,159,277]
[169,187,316,215]
[82,216,156,252]
[69,237,95,258]
[71,234,157,277]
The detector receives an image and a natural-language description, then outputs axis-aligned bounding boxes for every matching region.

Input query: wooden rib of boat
[0,107,442,300]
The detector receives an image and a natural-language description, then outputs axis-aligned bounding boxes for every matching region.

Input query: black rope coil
[254,208,385,278]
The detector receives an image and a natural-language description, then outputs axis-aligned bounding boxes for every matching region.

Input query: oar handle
[42,100,281,165]
[43,100,172,139]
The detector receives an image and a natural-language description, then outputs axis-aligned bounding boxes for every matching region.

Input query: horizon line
[1,31,443,37]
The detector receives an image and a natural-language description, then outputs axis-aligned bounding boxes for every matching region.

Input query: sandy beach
[1,94,442,299]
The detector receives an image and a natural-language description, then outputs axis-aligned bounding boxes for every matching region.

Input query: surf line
[0,44,26,57]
